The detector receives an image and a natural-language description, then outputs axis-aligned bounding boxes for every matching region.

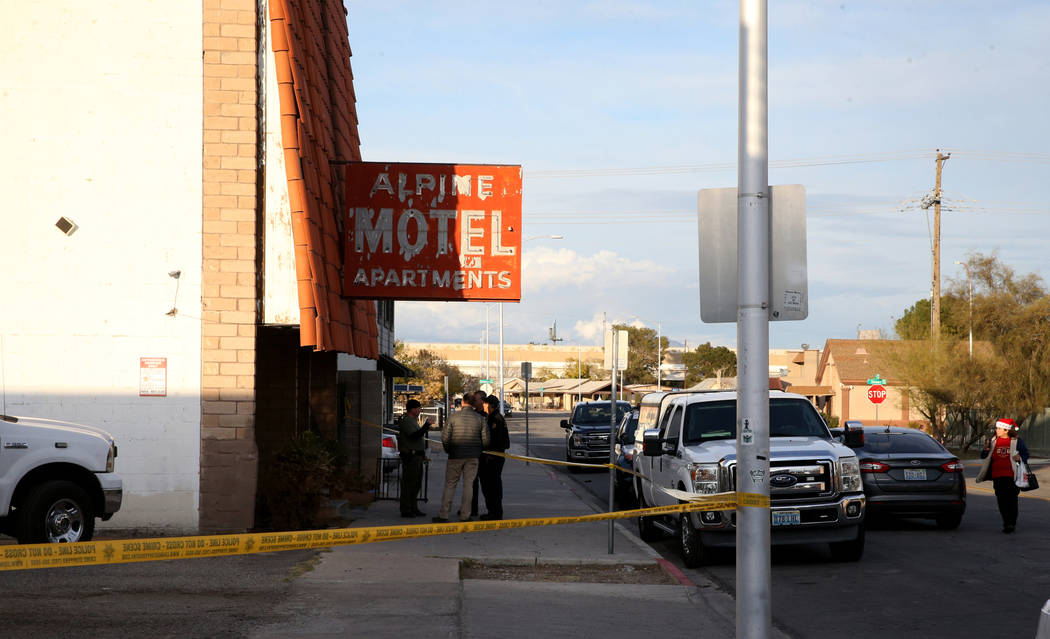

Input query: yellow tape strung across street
[0,492,765,572]
[0,414,773,573]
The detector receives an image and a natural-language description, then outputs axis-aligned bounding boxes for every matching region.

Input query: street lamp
[954,260,973,358]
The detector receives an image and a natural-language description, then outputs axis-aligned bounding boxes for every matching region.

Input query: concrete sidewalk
[251,442,753,638]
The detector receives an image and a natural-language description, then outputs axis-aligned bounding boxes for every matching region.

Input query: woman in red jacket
[976,418,1030,533]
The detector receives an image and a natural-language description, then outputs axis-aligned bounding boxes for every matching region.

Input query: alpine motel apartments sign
[344,162,522,302]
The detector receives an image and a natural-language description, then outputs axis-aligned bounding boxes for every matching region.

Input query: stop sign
[867,384,887,404]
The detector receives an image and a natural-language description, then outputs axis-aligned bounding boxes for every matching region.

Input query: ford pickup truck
[633,390,865,566]
[0,414,122,543]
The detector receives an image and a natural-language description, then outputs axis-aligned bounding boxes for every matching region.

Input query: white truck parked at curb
[633,390,866,566]
[0,414,122,543]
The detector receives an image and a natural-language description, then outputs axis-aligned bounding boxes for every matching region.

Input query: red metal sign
[343,162,522,302]
[867,385,887,404]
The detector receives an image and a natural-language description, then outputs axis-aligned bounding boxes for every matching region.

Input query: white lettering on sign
[461,210,486,256]
[367,171,507,205]
[396,209,428,261]
[353,207,393,253]
[350,209,515,259]
[352,267,513,290]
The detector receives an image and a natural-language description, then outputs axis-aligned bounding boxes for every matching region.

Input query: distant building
[400,342,604,380]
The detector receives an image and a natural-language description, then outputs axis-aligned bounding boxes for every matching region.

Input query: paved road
[0,550,318,638]
[517,411,1050,639]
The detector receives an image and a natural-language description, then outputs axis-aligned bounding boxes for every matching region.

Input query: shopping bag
[1014,459,1029,489]
[1020,461,1039,492]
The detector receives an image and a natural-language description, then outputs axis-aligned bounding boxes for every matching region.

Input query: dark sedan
[834,426,966,529]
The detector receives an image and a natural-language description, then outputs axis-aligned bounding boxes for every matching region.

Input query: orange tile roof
[269,0,377,357]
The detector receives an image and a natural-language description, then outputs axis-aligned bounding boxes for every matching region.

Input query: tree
[610,324,668,385]
[894,295,967,340]
[563,358,598,380]
[884,253,1050,442]
[682,342,737,387]
[394,342,476,403]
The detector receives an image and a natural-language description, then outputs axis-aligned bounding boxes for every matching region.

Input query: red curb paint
[657,557,696,587]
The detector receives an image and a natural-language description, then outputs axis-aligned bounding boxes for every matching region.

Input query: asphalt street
[518,410,1050,639]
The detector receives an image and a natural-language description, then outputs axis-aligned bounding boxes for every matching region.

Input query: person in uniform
[396,399,431,518]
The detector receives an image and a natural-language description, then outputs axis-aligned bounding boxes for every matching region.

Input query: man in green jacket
[396,399,432,518]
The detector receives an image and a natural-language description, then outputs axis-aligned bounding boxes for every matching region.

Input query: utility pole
[926,150,950,341]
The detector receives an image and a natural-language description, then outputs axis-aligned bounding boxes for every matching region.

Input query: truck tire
[678,512,709,568]
[15,480,95,544]
[636,490,662,542]
[828,525,864,562]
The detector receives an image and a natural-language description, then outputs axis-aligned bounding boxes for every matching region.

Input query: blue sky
[347,1,1050,350]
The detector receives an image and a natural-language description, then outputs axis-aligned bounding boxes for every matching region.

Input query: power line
[523,148,1050,179]
[524,150,935,179]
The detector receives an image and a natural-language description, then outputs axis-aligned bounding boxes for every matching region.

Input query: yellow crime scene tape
[0,492,761,572]
[0,412,770,572]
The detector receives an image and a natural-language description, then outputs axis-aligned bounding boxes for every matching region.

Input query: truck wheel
[828,526,864,562]
[678,512,708,568]
[636,491,662,542]
[15,481,95,544]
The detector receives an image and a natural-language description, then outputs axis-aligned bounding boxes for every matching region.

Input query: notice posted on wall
[139,357,167,397]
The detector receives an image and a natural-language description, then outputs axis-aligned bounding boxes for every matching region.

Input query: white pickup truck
[0,414,122,543]
[633,390,866,566]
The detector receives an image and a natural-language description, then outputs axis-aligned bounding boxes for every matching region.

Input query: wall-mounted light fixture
[55,217,78,236]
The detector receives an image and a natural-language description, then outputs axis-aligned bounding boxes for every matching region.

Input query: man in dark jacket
[478,394,511,520]
[433,392,489,522]
[396,399,431,517]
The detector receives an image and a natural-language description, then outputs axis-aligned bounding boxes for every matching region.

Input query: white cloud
[573,313,646,342]
[524,247,676,290]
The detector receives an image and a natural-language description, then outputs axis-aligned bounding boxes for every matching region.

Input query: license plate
[771,510,801,527]
[903,469,927,480]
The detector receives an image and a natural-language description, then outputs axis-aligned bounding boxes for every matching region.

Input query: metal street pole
[657,322,662,389]
[499,303,505,414]
[955,260,973,358]
[524,376,530,464]
[607,336,618,554]
[737,1,771,637]
[578,344,582,407]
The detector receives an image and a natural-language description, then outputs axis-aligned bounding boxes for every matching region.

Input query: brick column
[200,0,260,532]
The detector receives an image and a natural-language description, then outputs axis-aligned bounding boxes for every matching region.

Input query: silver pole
[737,1,771,638]
[524,376,530,465]
[608,336,618,554]
[657,322,662,389]
[499,303,505,414]
[578,344,582,407]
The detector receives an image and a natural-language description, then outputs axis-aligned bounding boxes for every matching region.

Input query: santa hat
[995,418,1018,432]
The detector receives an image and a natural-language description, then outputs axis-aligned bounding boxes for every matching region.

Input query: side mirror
[642,428,662,456]
[560,419,570,429]
[843,425,864,448]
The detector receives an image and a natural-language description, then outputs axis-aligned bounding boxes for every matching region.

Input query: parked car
[613,409,640,506]
[832,425,966,529]
[501,400,513,418]
[380,431,400,477]
[561,400,633,471]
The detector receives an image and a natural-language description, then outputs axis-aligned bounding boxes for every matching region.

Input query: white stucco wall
[0,2,203,531]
